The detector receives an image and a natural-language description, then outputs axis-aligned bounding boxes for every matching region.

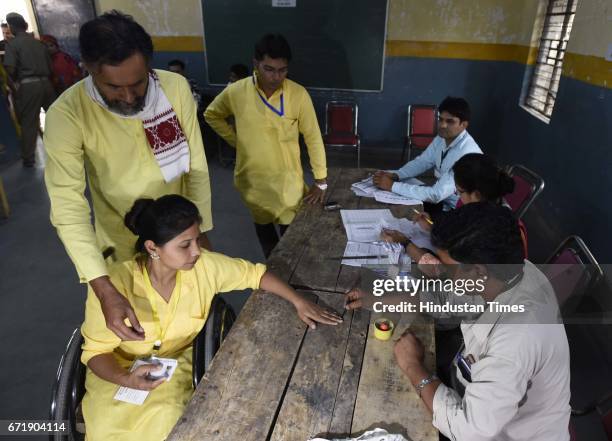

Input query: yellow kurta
[80,251,267,441]
[44,70,213,282]
[204,74,327,224]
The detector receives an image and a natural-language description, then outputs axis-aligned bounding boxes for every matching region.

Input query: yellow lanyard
[142,265,182,353]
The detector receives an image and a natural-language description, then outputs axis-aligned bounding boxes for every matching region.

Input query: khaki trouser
[15,78,56,163]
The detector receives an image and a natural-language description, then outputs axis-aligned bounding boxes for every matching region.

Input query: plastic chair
[505,165,545,219]
[49,297,236,440]
[401,105,438,162]
[543,236,603,315]
[323,101,360,167]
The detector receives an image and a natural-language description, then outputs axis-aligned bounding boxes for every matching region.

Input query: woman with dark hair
[347,203,571,441]
[80,195,342,440]
[382,154,528,274]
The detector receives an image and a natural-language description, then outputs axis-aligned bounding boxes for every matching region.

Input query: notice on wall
[272,0,296,7]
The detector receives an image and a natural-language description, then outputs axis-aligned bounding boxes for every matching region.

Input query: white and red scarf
[85,71,190,183]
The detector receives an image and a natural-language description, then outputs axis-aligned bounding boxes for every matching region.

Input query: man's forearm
[403,362,441,413]
[89,275,115,301]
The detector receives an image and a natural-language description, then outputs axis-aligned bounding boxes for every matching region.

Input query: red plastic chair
[323,101,360,167]
[401,104,438,162]
[544,236,603,316]
[505,164,545,219]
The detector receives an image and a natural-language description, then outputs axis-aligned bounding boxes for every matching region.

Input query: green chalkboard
[201,0,388,91]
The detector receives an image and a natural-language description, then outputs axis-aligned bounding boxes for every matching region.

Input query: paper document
[340,209,395,242]
[373,191,421,205]
[351,176,424,204]
[341,241,411,267]
[381,218,434,250]
[114,357,178,405]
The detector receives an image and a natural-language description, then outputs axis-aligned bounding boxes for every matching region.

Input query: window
[523,0,578,119]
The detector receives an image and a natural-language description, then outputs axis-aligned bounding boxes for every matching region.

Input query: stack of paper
[341,241,411,267]
[340,209,395,242]
[350,176,424,206]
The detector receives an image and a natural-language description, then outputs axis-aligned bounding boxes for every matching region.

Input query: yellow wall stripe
[152,36,204,52]
[562,52,611,89]
[385,40,610,89]
[149,36,610,89]
[385,40,531,64]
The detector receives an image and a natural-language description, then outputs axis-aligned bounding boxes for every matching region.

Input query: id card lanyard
[253,76,284,116]
[142,266,182,353]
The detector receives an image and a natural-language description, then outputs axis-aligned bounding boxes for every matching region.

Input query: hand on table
[373,171,397,191]
[293,298,343,329]
[381,228,409,246]
[394,329,425,373]
[344,287,378,311]
[303,184,325,205]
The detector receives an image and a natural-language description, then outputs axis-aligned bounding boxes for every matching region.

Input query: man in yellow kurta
[205,33,327,257]
[44,11,212,341]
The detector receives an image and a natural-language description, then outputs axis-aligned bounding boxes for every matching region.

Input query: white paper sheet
[341,241,411,267]
[351,177,425,204]
[373,190,421,205]
[114,357,178,405]
[381,218,434,250]
[340,209,395,242]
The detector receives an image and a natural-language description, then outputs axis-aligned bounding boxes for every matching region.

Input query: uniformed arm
[203,87,236,147]
[43,106,107,282]
[390,168,456,203]
[2,42,17,80]
[431,351,530,440]
[178,77,213,232]
[298,92,327,181]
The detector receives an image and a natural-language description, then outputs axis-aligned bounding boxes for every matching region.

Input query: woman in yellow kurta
[81,195,342,441]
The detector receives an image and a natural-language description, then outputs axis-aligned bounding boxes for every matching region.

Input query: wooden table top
[168,168,437,441]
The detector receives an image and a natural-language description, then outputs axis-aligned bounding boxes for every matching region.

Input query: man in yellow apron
[205,34,327,257]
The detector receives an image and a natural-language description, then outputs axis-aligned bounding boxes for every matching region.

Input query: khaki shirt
[432,261,571,441]
[3,31,52,80]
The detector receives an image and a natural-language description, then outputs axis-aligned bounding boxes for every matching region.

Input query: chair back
[325,101,357,136]
[408,105,437,148]
[544,236,603,314]
[49,328,86,441]
[192,296,236,387]
[505,164,545,219]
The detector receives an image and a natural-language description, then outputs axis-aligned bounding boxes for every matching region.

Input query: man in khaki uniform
[3,12,55,167]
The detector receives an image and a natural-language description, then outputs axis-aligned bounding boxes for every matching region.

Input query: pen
[412,208,434,225]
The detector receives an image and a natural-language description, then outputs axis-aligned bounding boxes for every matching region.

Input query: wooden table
[168,168,437,441]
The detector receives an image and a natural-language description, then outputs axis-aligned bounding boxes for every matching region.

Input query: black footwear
[23,161,35,168]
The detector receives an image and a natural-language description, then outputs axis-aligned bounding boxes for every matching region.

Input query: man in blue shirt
[373,97,482,217]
